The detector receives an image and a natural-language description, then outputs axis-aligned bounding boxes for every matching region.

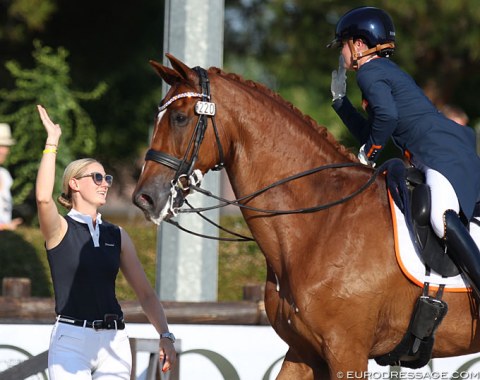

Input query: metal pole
[156,0,224,301]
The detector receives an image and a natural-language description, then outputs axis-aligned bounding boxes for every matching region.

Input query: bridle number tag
[195,101,216,116]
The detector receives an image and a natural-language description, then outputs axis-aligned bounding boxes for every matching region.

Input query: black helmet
[327,6,395,57]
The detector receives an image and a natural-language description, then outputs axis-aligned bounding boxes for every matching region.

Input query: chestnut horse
[133,54,480,378]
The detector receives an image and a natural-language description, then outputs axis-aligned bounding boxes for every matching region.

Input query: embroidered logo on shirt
[105,243,115,247]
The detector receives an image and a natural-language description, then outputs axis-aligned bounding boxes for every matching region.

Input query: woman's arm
[119,227,177,372]
[36,105,67,248]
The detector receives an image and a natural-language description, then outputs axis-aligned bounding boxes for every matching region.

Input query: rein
[182,161,375,215]
[172,161,389,241]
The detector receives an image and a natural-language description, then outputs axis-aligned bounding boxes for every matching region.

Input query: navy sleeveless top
[47,215,123,320]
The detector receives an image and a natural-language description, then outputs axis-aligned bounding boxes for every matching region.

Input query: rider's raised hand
[331,55,347,101]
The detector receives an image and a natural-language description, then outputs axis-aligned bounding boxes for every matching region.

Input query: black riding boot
[444,209,480,298]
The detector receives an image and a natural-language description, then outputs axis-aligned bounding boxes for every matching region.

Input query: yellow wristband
[43,148,57,154]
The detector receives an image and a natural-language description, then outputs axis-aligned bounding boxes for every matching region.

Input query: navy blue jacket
[333,57,480,220]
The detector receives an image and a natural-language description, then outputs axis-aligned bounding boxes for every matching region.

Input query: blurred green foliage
[0,41,106,207]
[224,0,480,143]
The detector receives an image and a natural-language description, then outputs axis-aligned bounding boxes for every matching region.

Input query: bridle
[144,66,224,194]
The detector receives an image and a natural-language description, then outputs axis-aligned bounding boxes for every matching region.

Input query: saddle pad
[388,191,480,292]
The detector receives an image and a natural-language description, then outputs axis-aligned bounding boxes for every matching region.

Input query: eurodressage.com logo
[336,371,480,379]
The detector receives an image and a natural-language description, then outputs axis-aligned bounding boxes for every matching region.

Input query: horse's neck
[220,86,351,198]
[214,76,370,274]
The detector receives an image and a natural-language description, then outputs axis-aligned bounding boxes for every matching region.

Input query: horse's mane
[210,67,357,162]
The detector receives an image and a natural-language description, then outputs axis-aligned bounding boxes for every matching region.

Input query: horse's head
[133,54,224,224]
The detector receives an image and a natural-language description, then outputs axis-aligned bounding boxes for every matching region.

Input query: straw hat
[0,123,15,146]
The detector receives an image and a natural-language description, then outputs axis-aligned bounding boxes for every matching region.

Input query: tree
[0,41,106,213]
[0,0,56,42]
[0,0,165,169]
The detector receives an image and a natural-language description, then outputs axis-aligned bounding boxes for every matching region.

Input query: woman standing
[36,105,176,379]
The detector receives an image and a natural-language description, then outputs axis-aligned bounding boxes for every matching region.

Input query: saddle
[406,167,460,277]
[377,159,463,277]
[374,159,453,369]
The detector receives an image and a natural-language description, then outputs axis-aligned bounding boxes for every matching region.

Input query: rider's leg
[426,167,480,297]
[426,168,460,237]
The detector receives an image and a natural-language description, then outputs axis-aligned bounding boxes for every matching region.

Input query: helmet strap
[357,42,396,59]
[349,38,395,70]
[348,39,359,70]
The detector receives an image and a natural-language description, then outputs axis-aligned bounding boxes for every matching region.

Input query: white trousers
[424,167,460,238]
[48,321,132,380]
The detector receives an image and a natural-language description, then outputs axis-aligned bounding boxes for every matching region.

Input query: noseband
[145,66,224,191]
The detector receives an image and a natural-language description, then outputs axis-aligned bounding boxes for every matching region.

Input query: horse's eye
[170,111,189,127]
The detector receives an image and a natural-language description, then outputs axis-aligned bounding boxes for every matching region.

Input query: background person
[328,6,480,298]
[440,104,469,126]
[36,105,176,379]
[0,123,23,231]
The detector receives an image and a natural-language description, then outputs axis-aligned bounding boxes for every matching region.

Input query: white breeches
[48,321,132,379]
[423,167,460,238]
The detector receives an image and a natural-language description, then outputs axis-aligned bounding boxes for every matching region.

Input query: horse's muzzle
[133,186,186,223]
[133,192,161,221]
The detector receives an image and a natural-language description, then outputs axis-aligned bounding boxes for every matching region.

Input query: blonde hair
[58,158,99,209]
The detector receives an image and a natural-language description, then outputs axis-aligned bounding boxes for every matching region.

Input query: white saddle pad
[388,192,480,293]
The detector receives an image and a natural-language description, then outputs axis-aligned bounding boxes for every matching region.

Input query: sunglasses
[75,172,113,187]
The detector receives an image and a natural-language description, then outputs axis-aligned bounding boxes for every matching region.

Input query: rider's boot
[444,209,480,299]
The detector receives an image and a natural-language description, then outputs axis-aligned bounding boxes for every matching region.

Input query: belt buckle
[92,320,104,330]
[104,314,119,329]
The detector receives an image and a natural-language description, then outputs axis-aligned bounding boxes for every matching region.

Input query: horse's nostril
[135,193,154,210]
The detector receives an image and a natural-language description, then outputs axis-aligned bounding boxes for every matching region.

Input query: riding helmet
[327,6,396,57]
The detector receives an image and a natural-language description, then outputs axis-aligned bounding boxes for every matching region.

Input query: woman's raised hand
[37,105,62,143]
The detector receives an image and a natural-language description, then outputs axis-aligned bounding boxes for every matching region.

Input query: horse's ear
[149,54,198,86]
[149,60,182,86]
[165,53,198,83]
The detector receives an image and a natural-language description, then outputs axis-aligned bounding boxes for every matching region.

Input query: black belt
[57,315,125,330]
